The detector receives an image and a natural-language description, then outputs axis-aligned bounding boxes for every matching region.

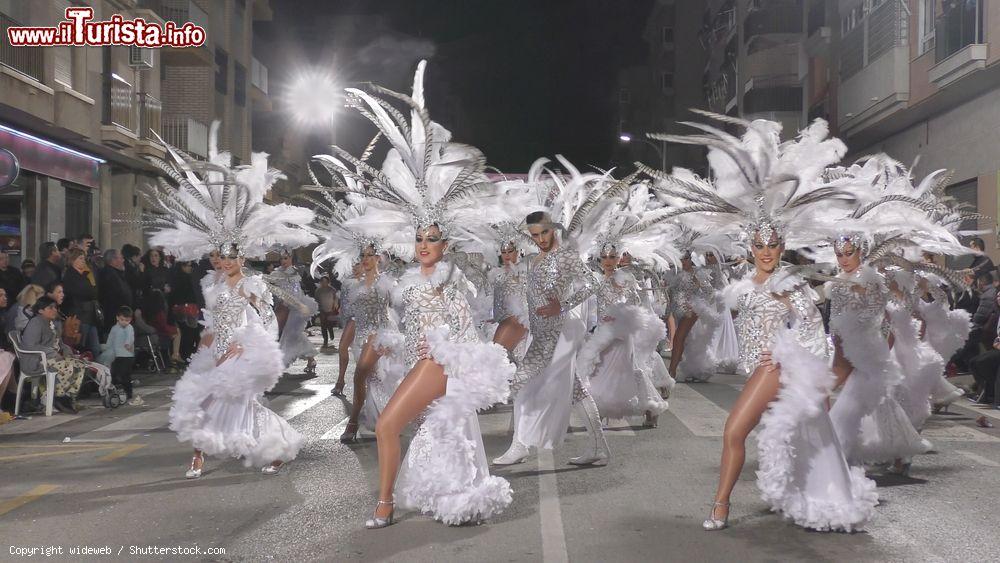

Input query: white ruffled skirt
[577,304,669,419]
[677,298,722,381]
[169,324,304,467]
[279,296,319,367]
[394,326,515,525]
[758,328,878,531]
[712,306,739,373]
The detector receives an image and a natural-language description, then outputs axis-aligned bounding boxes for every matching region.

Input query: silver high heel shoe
[702,501,729,531]
[185,454,204,479]
[261,461,284,475]
[365,500,395,529]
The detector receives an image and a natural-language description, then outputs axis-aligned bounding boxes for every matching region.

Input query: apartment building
[615,0,708,172]
[0,0,273,261]
[832,0,999,261]
[702,0,803,137]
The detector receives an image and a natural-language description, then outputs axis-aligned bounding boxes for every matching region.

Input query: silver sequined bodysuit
[829,267,890,339]
[211,276,275,360]
[399,263,479,367]
[594,271,641,321]
[351,274,392,345]
[492,262,528,324]
[512,244,599,398]
[672,268,713,316]
[269,265,307,303]
[734,271,830,376]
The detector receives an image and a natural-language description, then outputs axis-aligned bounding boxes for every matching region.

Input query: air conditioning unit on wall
[129,47,153,69]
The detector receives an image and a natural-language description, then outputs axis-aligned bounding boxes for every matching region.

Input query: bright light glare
[619,133,632,142]
[285,69,340,126]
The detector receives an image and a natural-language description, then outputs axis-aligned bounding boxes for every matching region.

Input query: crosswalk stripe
[666,384,729,437]
[955,450,1000,467]
[320,417,352,440]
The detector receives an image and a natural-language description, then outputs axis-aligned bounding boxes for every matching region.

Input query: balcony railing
[707,65,736,113]
[162,116,208,158]
[152,0,209,31]
[936,0,983,62]
[138,93,162,140]
[744,4,802,39]
[106,74,136,132]
[251,57,268,94]
[0,13,44,82]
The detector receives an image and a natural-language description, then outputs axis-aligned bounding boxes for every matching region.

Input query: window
[64,185,92,242]
[234,62,246,106]
[215,48,228,94]
[619,88,630,103]
[919,0,936,54]
[661,72,674,92]
[53,0,73,88]
[662,26,674,45]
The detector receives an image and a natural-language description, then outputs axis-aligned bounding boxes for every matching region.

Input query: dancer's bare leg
[710,364,781,519]
[493,317,527,357]
[341,337,382,441]
[668,314,698,377]
[372,359,447,518]
[275,304,289,339]
[336,320,356,392]
[666,314,677,350]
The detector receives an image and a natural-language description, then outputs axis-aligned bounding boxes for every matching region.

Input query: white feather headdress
[133,122,316,260]
[308,60,497,259]
[640,111,863,250]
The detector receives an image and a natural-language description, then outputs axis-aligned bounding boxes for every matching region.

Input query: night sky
[264,0,655,172]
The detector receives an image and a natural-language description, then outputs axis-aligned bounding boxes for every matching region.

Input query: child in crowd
[102,306,141,406]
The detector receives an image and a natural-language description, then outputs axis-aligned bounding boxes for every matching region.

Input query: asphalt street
[2,331,999,563]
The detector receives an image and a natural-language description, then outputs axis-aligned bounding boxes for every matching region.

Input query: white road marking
[955,450,1000,467]
[603,417,637,436]
[921,424,1000,442]
[320,417,351,440]
[667,384,729,437]
[536,448,569,563]
[950,402,1000,422]
[269,383,335,420]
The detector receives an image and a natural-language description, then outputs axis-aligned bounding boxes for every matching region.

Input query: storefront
[0,123,104,264]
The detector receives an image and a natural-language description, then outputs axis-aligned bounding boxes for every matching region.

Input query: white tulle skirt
[279,297,319,367]
[395,326,514,525]
[677,298,721,381]
[169,324,304,467]
[577,304,668,419]
[712,307,739,373]
[512,310,588,449]
[890,308,945,432]
[758,327,878,531]
[356,331,407,432]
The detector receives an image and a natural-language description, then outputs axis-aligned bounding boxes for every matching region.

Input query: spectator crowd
[0,234,339,421]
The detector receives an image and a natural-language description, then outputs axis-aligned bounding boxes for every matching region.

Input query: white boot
[493,439,531,465]
[568,395,610,465]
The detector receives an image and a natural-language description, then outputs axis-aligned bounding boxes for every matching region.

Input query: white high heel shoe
[185,454,204,479]
[702,501,729,531]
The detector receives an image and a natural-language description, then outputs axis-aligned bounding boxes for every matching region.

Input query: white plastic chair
[9,330,57,417]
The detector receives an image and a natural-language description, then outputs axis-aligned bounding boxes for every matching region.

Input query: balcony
[162,116,208,159]
[838,43,909,138]
[250,57,271,111]
[0,12,43,83]
[930,0,987,88]
[101,74,139,149]
[936,0,984,62]
[136,93,166,158]
[744,4,801,41]
[144,0,212,66]
[744,42,799,91]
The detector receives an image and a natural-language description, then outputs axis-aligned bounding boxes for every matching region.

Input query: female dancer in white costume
[270,251,319,374]
[315,61,515,528]
[134,124,317,478]
[306,196,397,441]
[826,237,929,469]
[644,113,878,531]
[575,185,675,426]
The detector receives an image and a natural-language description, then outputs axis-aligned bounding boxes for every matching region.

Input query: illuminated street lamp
[619,132,666,172]
[284,68,341,141]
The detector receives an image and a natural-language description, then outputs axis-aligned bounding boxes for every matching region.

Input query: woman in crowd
[62,249,100,358]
